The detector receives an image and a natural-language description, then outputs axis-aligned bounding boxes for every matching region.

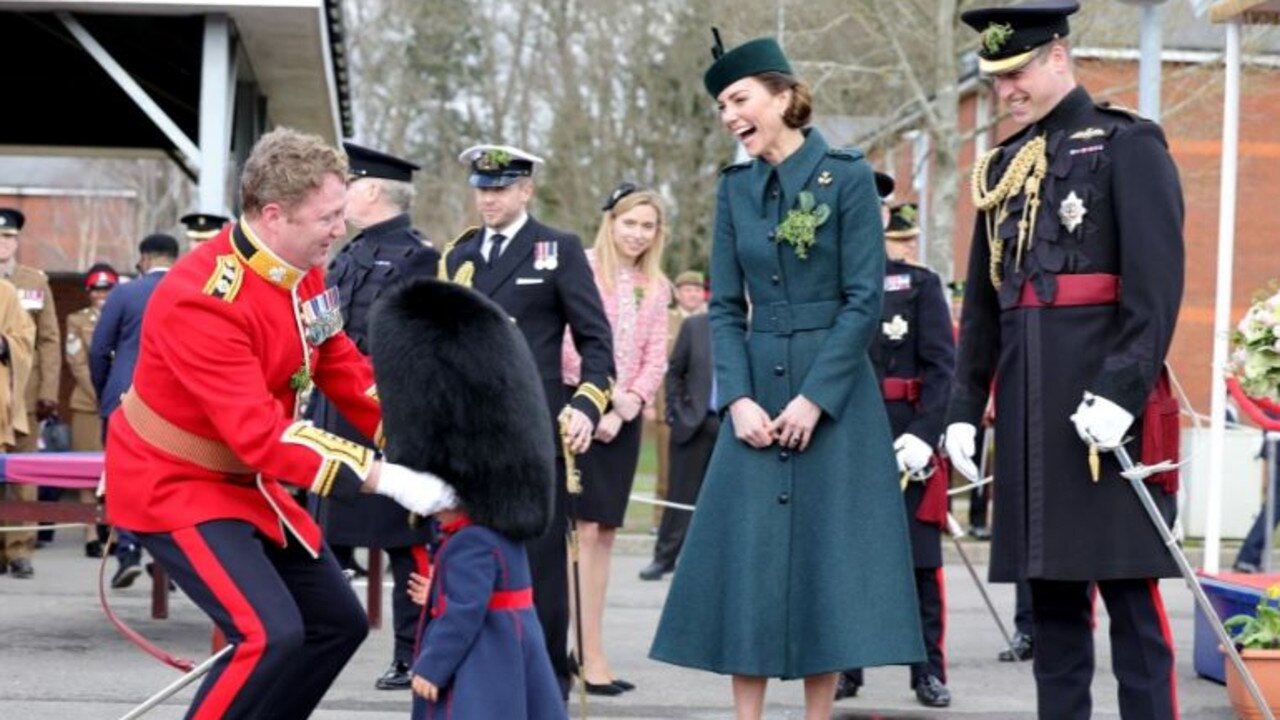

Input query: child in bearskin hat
[369,278,566,720]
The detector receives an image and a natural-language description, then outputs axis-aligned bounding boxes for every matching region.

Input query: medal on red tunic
[301,287,343,346]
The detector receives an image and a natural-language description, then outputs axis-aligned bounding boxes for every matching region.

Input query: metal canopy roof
[0,0,352,156]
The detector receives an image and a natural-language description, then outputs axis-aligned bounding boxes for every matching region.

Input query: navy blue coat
[411,524,565,720]
[870,259,956,568]
[89,269,168,418]
[310,214,439,547]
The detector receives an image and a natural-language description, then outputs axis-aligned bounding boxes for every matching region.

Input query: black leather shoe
[112,548,143,589]
[375,661,412,690]
[9,558,34,579]
[584,680,624,696]
[834,674,861,700]
[998,632,1033,662]
[611,678,635,691]
[638,560,673,581]
[85,540,104,558]
[969,525,991,540]
[1234,560,1261,574]
[913,675,951,708]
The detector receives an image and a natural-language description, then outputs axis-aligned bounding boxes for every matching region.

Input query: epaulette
[825,147,865,162]
[719,159,752,176]
[438,227,481,284]
[444,226,480,253]
[1098,101,1148,122]
[203,253,245,303]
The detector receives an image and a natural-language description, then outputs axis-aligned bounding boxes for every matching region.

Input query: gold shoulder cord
[438,229,478,287]
[970,135,1048,289]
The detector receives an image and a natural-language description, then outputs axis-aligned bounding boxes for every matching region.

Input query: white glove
[944,422,979,482]
[1069,392,1134,450]
[374,461,458,516]
[894,433,934,474]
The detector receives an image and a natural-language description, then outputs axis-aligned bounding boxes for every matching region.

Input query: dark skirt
[573,416,643,528]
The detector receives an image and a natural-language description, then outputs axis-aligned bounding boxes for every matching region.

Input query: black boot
[913,675,951,707]
[998,632,1033,662]
[375,660,412,690]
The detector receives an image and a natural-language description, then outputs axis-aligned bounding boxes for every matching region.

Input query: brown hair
[240,127,348,216]
[757,72,812,129]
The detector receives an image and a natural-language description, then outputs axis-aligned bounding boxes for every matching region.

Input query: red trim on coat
[936,566,948,680]
[1149,578,1180,719]
[173,527,266,720]
[411,544,432,660]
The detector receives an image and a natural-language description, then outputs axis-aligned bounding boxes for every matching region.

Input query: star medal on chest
[301,287,343,347]
[533,241,559,271]
[1058,190,1087,233]
[774,190,831,260]
[882,314,909,341]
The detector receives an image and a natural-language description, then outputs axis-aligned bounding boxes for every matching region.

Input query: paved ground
[0,534,1245,719]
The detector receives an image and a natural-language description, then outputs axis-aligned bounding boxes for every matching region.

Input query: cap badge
[268,266,287,283]
[817,170,833,187]
[981,22,1014,54]
[475,149,512,171]
[882,314,909,342]
[1058,190,1087,233]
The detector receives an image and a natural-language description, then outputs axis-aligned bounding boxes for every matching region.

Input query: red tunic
[105,220,382,556]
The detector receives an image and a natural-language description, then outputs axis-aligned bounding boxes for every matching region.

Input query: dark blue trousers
[1031,578,1177,720]
[137,520,368,719]
[1236,438,1280,568]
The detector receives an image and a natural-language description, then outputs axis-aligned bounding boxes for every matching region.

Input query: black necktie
[486,234,507,267]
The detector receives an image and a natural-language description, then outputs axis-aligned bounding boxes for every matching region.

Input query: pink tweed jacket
[563,251,670,408]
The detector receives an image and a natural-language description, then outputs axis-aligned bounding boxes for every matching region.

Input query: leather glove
[1069,392,1134,450]
[894,433,934,474]
[944,422,979,481]
[373,461,457,516]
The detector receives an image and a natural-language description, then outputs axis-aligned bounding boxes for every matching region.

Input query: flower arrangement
[1225,584,1280,650]
[1230,287,1280,402]
[774,190,830,260]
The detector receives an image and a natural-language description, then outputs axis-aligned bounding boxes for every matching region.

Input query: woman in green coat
[649,34,924,719]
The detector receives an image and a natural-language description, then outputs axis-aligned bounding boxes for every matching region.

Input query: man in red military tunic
[104,127,455,720]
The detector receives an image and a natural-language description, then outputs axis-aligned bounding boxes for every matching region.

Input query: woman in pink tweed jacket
[562,182,671,694]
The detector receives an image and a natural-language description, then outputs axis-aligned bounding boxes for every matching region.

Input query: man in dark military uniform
[308,141,440,690]
[836,199,956,708]
[945,3,1185,719]
[442,144,614,696]
[0,207,59,579]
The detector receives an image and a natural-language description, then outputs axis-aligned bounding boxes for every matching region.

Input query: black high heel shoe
[584,680,624,696]
[610,678,636,692]
[568,654,631,694]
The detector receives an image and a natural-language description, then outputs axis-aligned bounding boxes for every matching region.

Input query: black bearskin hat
[369,279,553,540]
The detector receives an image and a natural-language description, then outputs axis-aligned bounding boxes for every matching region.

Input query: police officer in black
[945,3,1185,718]
[309,141,439,690]
[442,144,615,697]
[836,198,956,708]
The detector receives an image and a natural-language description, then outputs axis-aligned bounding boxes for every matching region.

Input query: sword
[947,458,1023,661]
[1111,444,1274,720]
[118,644,234,719]
[945,512,1022,662]
[559,413,588,720]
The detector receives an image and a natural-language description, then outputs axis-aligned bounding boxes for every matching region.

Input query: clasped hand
[729,395,821,452]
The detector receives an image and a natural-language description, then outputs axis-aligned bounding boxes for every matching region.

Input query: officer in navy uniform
[441,144,615,696]
[836,199,956,708]
[945,3,1185,719]
[308,141,440,690]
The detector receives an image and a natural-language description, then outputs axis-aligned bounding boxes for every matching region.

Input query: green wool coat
[649,129,925,678]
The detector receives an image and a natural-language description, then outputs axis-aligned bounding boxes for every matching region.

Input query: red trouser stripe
[172,526,266,720]
[936,567,947,675]
[1148,578,1180,719]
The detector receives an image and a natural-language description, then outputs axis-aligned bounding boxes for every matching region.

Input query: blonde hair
[241,127,348,216]
[591,189,668,295]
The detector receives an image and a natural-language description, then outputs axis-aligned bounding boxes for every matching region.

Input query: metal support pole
[1137,3,1164,121]
[199,14,233,215]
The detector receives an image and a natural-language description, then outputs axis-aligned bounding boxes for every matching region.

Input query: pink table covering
[0,451,103,488]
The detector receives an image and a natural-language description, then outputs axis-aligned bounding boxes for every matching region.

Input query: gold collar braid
[970,135,1048,289]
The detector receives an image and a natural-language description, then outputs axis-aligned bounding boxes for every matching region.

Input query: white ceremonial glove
[894,433,934,474]
[1069,392,1134,451]
[944,422,979,482]
[374,461,458,516]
